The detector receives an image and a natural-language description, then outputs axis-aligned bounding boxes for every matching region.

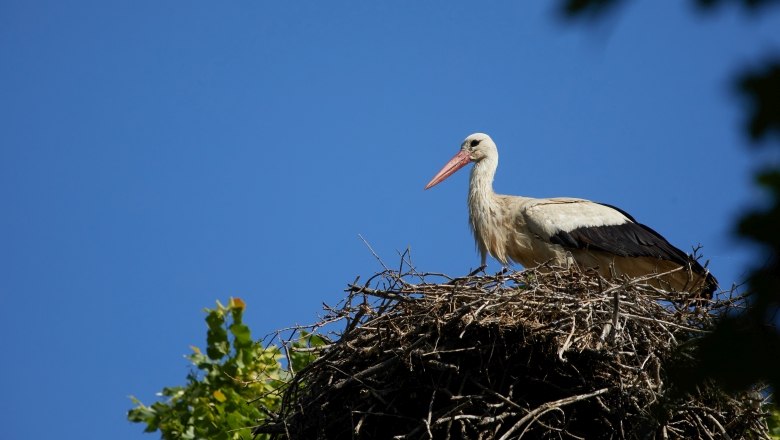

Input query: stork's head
[461,133,496,162]
[424,133,497,190]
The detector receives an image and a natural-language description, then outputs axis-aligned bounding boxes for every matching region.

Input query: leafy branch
[128,298,324,440]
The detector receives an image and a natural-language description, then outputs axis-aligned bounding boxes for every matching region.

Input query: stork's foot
[468,265,487,277]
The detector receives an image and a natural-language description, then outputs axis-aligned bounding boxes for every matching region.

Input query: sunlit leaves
[206,307,230,360]
[128,298,323,440]
[290,333,327,374]
[213,390,227,402]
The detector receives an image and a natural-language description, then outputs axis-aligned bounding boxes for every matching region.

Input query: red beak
[424,150,472,190]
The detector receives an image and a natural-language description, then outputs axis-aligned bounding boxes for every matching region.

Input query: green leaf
[230,323,251,347]
[206,309,230,360]
[129,298,319,440]
[229,297,245,325]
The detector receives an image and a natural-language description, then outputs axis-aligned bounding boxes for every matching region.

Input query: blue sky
[1,1,779,438]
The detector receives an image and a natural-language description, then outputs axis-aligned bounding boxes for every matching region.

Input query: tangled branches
[255,265,770,439]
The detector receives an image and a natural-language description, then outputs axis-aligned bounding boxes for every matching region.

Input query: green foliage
[128,298,324,440]
[738,62,780,143]
[683,63,780,398]
[769,403,780,439]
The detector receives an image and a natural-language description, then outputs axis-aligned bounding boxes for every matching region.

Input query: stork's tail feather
[701,270,719,299]
[688,254,718,299]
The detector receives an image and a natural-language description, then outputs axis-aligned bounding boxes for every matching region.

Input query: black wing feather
[548,203,700,270]
[548,203,717,296]
[550,222,688,264]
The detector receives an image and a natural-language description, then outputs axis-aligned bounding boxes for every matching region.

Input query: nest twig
[254,263,770,439]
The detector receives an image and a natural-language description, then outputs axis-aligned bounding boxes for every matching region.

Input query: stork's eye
[470,139,481,148]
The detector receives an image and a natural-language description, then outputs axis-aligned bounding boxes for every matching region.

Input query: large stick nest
[256,265,770,439]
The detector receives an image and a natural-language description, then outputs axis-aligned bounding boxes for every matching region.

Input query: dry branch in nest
[255,263,770,439]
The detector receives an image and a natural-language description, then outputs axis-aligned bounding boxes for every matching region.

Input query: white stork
[425,133,717,296]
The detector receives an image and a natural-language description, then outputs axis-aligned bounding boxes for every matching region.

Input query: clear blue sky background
[2,1,779,438]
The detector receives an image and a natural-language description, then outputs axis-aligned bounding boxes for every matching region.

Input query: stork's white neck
[468,155,498,205]
[467,154,503,264]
